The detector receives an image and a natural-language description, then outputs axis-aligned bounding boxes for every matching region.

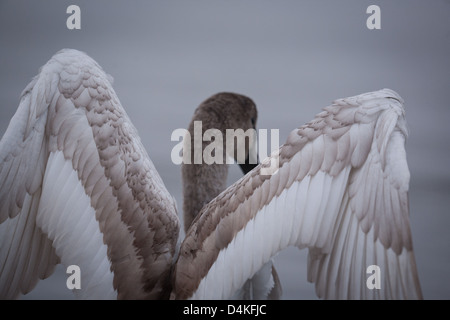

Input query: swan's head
[191,92,259,174]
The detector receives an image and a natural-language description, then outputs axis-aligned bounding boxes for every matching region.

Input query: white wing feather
[172,89,422,300]
[0,73,59,298]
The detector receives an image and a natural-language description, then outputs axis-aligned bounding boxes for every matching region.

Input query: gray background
[0,0,449,299]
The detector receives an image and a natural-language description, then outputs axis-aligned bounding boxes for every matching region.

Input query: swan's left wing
[171,89,422,300]
[0,49,180,299]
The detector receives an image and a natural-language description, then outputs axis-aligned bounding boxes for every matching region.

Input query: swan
[181,91,259,232]
[180,92,282,299]
[0,49,422,300]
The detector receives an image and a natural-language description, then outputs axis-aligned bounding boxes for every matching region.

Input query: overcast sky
[1,0,449,299]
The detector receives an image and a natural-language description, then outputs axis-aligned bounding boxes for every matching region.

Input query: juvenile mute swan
[0,49,422,299]
[182,92,259,233]
[181,92,282,299]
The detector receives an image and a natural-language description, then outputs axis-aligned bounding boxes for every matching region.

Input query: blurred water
[1,1,449,299]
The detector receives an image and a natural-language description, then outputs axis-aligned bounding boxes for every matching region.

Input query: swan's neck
[182,162,228,233]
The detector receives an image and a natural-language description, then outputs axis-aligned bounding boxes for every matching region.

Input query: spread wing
[0,49,179,299]
[171,89,422,300]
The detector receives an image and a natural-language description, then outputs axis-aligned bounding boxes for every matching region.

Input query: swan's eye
[251,117,256,128]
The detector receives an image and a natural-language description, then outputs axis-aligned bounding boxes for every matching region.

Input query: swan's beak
[239,153,259,175]
[239,131,259,174]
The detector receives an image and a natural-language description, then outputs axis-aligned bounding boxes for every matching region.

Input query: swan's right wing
[0,49,179,299]
[171,89,422,300]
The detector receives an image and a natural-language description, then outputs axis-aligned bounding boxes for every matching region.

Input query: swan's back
[0,49,179,299]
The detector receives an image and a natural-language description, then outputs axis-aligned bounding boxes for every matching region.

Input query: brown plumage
[182,92,258,232]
